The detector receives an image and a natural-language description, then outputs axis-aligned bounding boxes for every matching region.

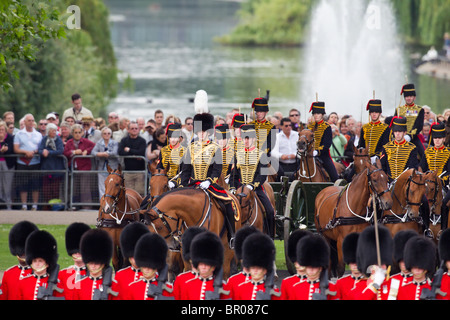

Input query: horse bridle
[148,172,169,203]
[236,188,258,226]
[102,172,126,215]
[367,168,390,200]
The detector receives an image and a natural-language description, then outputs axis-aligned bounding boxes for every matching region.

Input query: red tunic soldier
[111,222,149,300]
[334,233,365,300]
[386,230,417,300]
[397,236,435,300]
[172,227,206,300]
[74,229,116,300]
[126,233,173,300]
[280,229,312,300]
[234,232,280,300]
[225,226,260,300]
[57,222,90,300]
[173,231,228,300]
[350,226,393,300]
[17,230,60,300]
[0,221,37,300]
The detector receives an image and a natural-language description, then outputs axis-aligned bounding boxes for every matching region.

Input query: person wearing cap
[179,112,236,246]
[386,230,418,300]
[351,225,393,300]
[173,231,227,300]
[234,232,280,300]
[17,230,60,300]
[280,229,313,300]
[62,93,94,123]
[126,233,174,300]
[358,99,390,160]
[74,229,115,300]
[307,101,339,182]
[334,233,365,300]
[437,228,450,299]
[157,122,185,189]
[57,222,91,300]
[0,221,38,300]
[214,123,234,185]
[396,236,435,300]
[420,122,450,234]
[230,124,275,238]
[395,83,425,160]
[111,222,150,300]
[173,227,206,300]
[380,116,419,181]
[45,113,60,135]
[250,97,275,158]
[225,226,260,300]
[287,234,335,300]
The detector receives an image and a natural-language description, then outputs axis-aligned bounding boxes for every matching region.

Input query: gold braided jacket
[235,145,262,187]
[424,146,450,179]
[362,121,389,157]
[383,140,416,180]
[159,144,185,179]
[188,140,220,182]
[251,119,274,153]
[221,144,235,178]
[307,121,329,152]
[396,104,422,136]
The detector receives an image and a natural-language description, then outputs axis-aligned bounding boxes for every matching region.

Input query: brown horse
[315,159,393,276]
[295,129,345,182]
[379,169,428,238]
[423,171,444,243]
[97,165,143,271]
[352,146,371,174]
[142,187,241,279]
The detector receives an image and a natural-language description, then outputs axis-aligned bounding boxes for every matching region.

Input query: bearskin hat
[181,227,206,262]
[80,229,113,265]
[190,231,223,269]
[342,232,360,265]
[194,89,208,114]
[242,233,275,272]
[120,222,150,260]
[9,220,38,257]
[287,229,312,264]
[404,236,436,275]
[25,230,58,269]
[356,226,393,275]
[235,226,260,262]
[393,230,418,264]
[65,222,91,256]
[193,112,214,133]
[438,228,450,263]
[134,233,168,271]
[296,234,329,269]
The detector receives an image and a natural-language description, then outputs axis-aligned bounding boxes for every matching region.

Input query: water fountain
[300,0,407,122]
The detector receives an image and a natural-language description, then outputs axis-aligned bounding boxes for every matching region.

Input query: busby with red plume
[252,97,269,112]
[401,84,416,97]
[366,99,382,113]
[309,101,326,114]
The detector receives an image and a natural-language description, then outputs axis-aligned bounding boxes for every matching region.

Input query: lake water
[104,0,449,124]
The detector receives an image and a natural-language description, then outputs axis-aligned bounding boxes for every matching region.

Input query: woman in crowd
[91,127,119,199]
[0,121,15,209]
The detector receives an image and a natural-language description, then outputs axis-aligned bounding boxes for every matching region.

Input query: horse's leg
[223,239,233,279]
[336,235,345,278]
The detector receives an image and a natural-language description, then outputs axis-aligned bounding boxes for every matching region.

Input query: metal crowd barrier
[0,154,148,210]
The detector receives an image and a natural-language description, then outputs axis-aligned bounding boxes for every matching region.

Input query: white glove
[404,135,411,142]
[168,181,175,189]
[245,184,254,191]
[224,177,230,184]
[372,267,386,288]
[313,150,318,157]
[199,180,211,190]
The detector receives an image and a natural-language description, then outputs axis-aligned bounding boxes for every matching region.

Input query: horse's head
[365,161,392,211]
[144,206,181,251]
[149,168,169,202]
[297,129,315,155]
[398,169,428,220]
[102,165,125,214]
[353,146,370,174]
[424,170,442,214]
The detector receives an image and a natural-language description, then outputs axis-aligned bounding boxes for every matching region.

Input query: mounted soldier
[157,122,186,189]
[179,112,236,246]
[214,123,234,185]
[394,83,425,160]
[307,101,339,182]
[250,96,275,157]
[230,124,275,238]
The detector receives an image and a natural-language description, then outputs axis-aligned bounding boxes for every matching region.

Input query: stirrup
[228,237,235,250]
[424,228,434,239]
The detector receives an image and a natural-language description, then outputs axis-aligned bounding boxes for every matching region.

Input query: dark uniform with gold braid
[179,112,236,246]
[307,101,339,182]
[157,123,185,184]
[420,122,450,232]
[250,97,275,157]
[230,124,275,238]
[358,99,390,157]
[214,124,234,181]
[394,84,425,159]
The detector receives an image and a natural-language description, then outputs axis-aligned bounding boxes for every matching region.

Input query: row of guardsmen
[2,219,450,300]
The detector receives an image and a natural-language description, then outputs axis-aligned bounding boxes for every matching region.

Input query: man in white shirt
[272,117,299,178]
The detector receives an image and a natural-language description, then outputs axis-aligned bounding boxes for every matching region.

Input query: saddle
[210,190,241,222]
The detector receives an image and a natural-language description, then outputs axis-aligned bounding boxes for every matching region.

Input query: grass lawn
[0,224,288,271]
